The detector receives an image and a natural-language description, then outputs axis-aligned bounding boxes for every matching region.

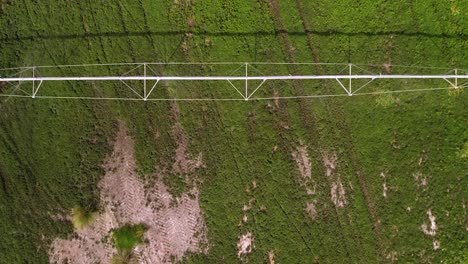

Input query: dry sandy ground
[413,171,428,189]
[292,145,319,221]
[381,172,389,199]
[49,123,207,264]
[292,145,312,180]
[420,209,440,251]
[291,147,348,223]
[237,232,254,258]
[421,209,437,236]
[268,250,275,264]
[305,202,318,220]
[323,152,348,208]
[323,152,337,177]
[330,180,347,208]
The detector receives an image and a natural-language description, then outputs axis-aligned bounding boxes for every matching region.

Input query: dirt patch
[187,16,196,28]
[172,122,203,174]
[306,187,315,196]
[292,144,323,221]
[252,180,257,190]
[273,90,280,108]
[385,251,398,262]
[237,232,254,258]
[171,103,204,175]
[433,240,440,250]
[246,180,258,194]
[292,145,312,180]
[418,151,427,166]
[382,62,392,74]
[239,198,255,226]
[242,198,256,213]
[413,151,429,189]
[323,152,347,208]
[382,182,389,199]
[323,152,337,177]
[413,171,428,189]
[49,123,208,263]
[268,250,275,264]
[331,180,347,208]
[381,172,389,199]
[49,214,115,264]
[305,201,318,220]
[421,209,437,236]
[241,214,248,225]
[239,199,254,226]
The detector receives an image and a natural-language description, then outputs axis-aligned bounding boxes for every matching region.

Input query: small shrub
[71,205,97,230]
[112,224,147,255]
[375,91,395,107]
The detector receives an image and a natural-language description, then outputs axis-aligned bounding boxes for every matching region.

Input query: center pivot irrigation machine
[0,62,466,101]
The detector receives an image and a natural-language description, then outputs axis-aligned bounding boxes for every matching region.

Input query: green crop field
[0,0,466,263]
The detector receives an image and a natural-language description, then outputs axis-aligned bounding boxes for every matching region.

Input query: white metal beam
[0,74,466,82]
[1,62,466,101]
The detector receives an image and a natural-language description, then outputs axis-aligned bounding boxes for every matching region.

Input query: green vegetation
[112,224,147,256]
[0,0,466,263]
[71,205,98,230]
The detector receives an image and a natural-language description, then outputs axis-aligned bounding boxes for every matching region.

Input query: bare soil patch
[322,152,348,208]
[273,90,280,108]
[49,123,208,263]
[323,152,337,177]
[432,240,440,250]
[413,171,428,189]
[268,250,275,264]
[171,103,204,175]
[172,122,203,175]
[292,145,312,180]
[421,209,437,236]
[237,232,254,258]
[385,251,398,262]
[331,179,348,208]
[382,62,392,74]
[305,201,318,220]
[381,172,389,199]
[242,198,256,213]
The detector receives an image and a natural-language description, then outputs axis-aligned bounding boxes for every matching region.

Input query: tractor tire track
[83,0,110,64]
[293,0,384,260]
[294,0,371,254]
[267,0,356,261]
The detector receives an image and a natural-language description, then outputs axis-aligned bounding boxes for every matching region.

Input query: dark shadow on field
[1,29,466,42]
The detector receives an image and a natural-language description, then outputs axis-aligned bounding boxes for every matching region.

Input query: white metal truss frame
[0,63,466,101]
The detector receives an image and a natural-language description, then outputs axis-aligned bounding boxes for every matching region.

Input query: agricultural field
[0,0,467,263]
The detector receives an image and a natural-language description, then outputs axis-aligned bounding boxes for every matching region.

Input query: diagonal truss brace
[226,78,268,100]
[119,79,144,99]
[225,63,269,100]
[2,81,30,97]
[31,67,43,98]
[227,79,246,99]
[336,77,376,96]
[144,79,160,101]
[443,69,460,89]
[335,64,376,96]
[118,64,145,99]
[247,79,267,100]
[32,80,43,98]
